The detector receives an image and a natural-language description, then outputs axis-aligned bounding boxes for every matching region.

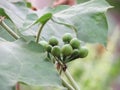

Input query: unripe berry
[62,33,72,43]
[49,36,58,46]
[79,47,88,58]
[70,38,80,49]
[46,45,52,53]
[51,46,61,57]
[39,41,48,49]
[61,44,73,57]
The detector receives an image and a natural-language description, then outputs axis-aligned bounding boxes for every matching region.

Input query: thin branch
[61,77,75,90]
[63,69,80,90]
[0,21,20,39]
[35,24,45,43]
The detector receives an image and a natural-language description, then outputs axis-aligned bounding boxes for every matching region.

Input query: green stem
[36,24,45,43]
[54,57,80,90]
[61,77,75,90]
[51,18,77,33]
[64,69,80,90]
[0,21,20,39]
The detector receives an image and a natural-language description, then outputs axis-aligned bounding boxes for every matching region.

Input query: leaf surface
[0,39,62,90]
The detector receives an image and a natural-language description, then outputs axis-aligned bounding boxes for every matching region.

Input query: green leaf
[49,5,70,14]
[107,0,120,8]
[0,0,112,46]
[26,2,32,8]
[0,39,63,90]
[0,8,11,20]
[27,13,53,29]
[0,37,6,42]
[52,0,112,46]
[0,0,29,28]
[24,0,112,46]
[35,13,52,24]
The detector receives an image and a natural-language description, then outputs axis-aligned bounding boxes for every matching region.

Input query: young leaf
[0,8,11,20]
[27,13,52,29]
[35,13,52,24]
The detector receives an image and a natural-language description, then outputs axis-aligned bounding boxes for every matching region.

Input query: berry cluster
[39,33,88,63]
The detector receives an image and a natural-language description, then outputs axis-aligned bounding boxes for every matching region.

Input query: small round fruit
[61,44,73,56]
[79,47,88,58]
[70,38,80,49]
[49,36,59,46]
[62,33,73,43]
[39,41,48,49]
[46,45,52,53]
[51,46,61,57]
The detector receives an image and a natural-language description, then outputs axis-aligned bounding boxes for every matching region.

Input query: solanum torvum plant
[0,0,112,90]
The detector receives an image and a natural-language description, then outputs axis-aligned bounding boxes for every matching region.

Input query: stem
[51,18,77,33]
[0,21,20,39]
[36,24,45,43]
[16,82,20,90]
[64,69,80,90]
[61,77,75,90]
[54,57,80,90]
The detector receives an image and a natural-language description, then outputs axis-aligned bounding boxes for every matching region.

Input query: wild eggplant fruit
[70,38,80,49]
[62,33,72,43]
[49,36,58,46]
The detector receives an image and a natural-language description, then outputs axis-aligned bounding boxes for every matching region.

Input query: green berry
[51,46,61,57]
[46,45,52,52]
[70,38,80,49]
[79,47,88,58]
[49,36,59,46]
[61,44,73,57]
[39,41,48,49]
[62,33,72,43]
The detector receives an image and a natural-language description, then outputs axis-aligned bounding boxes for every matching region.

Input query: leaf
[26,2,32,8]
[40,20,76,44]
[0,0,112,46]
[107,0,120,8]
[27,13,53,29]
[24,0,112,46]
[52,0,112,46]
[0,37,6,42]
[35,13,52,24]
[0,0,29,28]
[0,8,11,20]
[0,39,63,90]
[49,5,70,14]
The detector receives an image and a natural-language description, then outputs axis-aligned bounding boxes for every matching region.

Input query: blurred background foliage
[66,0,120,90]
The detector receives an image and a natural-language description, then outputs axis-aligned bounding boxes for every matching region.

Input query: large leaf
[23,0,112,45]
[52,0,112,46]
[0,39,63,90]
[0,0,111,46]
